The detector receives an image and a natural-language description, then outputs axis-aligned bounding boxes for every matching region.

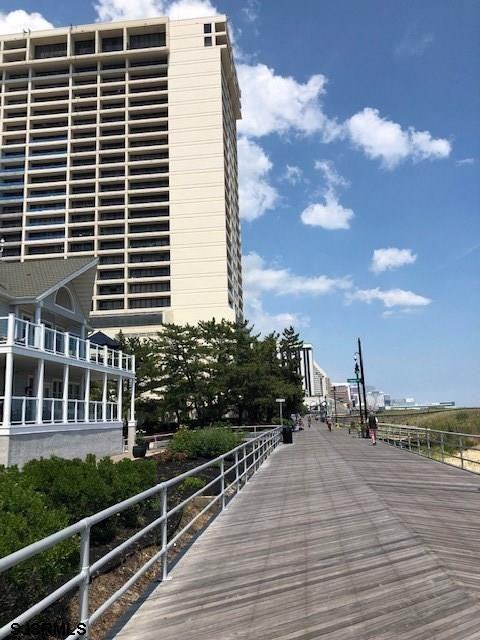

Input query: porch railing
[0,397,119,426]
[0,315,134,373]
[0,427,283,639]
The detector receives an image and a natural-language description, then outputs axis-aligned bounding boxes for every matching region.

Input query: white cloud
[94,0,217,21]
[0,10,53,34]
[167,0,217,19]
[242,252,350,333]
[237,63,339,139]
[283,165,303,185]
[245,298,308,335]
[243,252,351,297]
[345,107,451,169]
[242,0,259,24]
[395,28,434,58]
[348,287,431,309]
[238,137,279,221]
[301,198,354,230]
[371,248,417,273]
[456,157,475,167]
[301,160,354,230]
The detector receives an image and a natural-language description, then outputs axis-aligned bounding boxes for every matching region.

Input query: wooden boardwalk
[113,424,480,640]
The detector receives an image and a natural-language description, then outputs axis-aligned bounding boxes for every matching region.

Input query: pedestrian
[307,415,312,428]
[327,418,332,432]
[368,412,378,445]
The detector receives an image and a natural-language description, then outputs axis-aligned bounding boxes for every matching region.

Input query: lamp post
[333,385,337,425]
[354,355,365,435]
[275,398,285,426]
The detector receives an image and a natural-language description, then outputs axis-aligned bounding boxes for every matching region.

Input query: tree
[118,321,305,428]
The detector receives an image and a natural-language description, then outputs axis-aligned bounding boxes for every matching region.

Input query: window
[98,299,123,310]
[129,33,166,49]
[129,266,170,278]
[35,43,67,59]
[204,37,212,47]
[99,269,123,279]
[98,284,124,295]
[128,297,170,308]
[204,24,212,34]
[74,40,95,55]
[102,37,123,52]
[55,287,74,311]
[129,282,170,293]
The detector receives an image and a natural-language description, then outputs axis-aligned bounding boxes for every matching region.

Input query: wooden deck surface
[113,424,480,640]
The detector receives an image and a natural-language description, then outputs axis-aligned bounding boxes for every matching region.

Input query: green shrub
[21,455,157,544]
[169,427,241,459]
[178,476,206,496]
[0,467,78,627]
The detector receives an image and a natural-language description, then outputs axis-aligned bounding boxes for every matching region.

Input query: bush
[0,467,78,627]
[169,427,241,459]
[21,455,157,544]
[178,477,206,497]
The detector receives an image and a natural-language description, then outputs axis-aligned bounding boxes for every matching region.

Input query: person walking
[326,418,332,432]
[368,412,378,445]
[307,415,312,428]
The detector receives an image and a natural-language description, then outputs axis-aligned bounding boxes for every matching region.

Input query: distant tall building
[0,16,243,335]
[299,344,331,408]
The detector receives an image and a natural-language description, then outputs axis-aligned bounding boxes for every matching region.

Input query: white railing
[0,314,134,372]
[0,397,120,426]
[0,427,283,639]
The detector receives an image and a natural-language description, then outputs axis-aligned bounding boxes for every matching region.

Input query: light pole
[275,398,285,426]
[354,355,365,435]
[333,385,337,425]
[358,337,368,427]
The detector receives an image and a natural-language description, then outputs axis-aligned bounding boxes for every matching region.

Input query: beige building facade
[0,16,243,336]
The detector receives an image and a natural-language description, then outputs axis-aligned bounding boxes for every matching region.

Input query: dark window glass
[129,282,170,293]
[35,43,67,59]
[98,299,123,310]
[129,33,166,49]
[128,297,170,308]
[204,37,212,47]
[98,284,124,295]
[204,24,212,34]
[129,266,170,278]
[102,37,123,52]
[74,40,95,55]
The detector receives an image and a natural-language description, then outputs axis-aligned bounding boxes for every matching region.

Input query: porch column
[35,359,44,424]
[117,377,123,423]
[83,368,90,423]
[102,372,108,422]
[62,364,69,424]
[127,377,136,455]
[2,352,14,428]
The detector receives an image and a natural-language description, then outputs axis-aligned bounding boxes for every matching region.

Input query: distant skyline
[0,0,479,405]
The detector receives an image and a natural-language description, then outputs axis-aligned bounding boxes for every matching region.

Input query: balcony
[0,315,134,373]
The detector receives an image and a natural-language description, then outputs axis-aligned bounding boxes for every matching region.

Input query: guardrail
[0,426,282,639]
[377,423,480,474]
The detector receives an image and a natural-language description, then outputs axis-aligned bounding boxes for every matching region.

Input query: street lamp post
[333,385,337,425]
[275,398,285,426]
[354,356,365,436]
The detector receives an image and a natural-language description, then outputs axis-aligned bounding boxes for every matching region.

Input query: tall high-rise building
[0,16,243,335]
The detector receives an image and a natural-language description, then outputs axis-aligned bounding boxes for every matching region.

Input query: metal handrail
[377,422,480,474]
[0,427,283,639]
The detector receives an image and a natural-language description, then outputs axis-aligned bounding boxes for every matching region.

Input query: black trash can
[282,425,293,444]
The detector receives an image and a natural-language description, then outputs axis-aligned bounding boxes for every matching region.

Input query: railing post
[79,524,90,634]
[220,458,226,510]
[235,450,239,493]
[426,428,431,457]
[440,432,445,462]
[6,313,15,346]
[459,436,464,469]
[416,431,420,453]
[243,444,247,485]
[408,433,411,451]
[161,486,168,582]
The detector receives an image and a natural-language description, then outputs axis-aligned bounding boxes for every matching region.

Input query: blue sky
[1,0,479,404]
